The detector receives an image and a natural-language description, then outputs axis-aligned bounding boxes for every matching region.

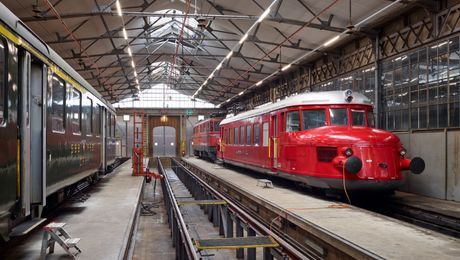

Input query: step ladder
[40,222,81,259]
[133,111,146,175]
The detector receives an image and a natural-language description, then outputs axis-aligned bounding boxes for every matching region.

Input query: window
[330,108,348,126]
[51,75,65,132]
[246,125,252,145]
[108,113,112,137]
[94,104,101,136]
[262,122,269,147]
[302,109,326,130]
[214,121,220,132]
[85,98,93,136]
[112,114,116,137]
[69,87,81,134]
[0,39,6,126]
[240,126,245,145]
[230,127,234,144]
[234,127,239,145]
[254,124,260,145]
[286,111,300,132]
[352,110,366,126]
[367,112,375,127]
[224,129,228,143]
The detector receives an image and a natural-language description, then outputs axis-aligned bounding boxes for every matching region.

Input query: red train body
[192,118,222,161]
[218,90,425,191]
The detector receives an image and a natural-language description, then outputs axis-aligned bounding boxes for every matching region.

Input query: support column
[374,33,382,128]
[236,218,244,259]
[226,209,234,238]
[247,227,256,260]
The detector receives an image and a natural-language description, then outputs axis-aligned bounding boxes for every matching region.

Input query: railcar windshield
[329,108,348,126]
[367,111,375,127]
[302,109,326,129]
[351,110,366,126]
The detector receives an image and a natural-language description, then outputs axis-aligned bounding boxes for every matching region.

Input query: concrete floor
[0,160,143,260]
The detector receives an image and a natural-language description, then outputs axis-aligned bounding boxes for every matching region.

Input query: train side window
[0,38,6,126]
[108,113,111,137]
[69,87,81,134]
[86,97,93,136]
[302,109,326,130]
[240,126,245,145]
[229,127,234,144]
[94,104,101,136]
[214,121,220,132]
[246,125,252,145]
[286,111,300,132]
[262,122,269,146]
[351,110,366,126]
[330,108,349,126]
[254,124,260,145]
[51,75,65,132]
[234,127,239,145]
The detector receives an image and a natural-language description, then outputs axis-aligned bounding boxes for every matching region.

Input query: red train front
[192,118,222,161]
[218,90,425,192]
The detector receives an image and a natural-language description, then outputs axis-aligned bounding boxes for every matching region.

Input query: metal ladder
[40,222,81,259]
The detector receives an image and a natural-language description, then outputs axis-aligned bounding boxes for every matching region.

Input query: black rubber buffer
[345,156,362,174]
[410,157,425,174]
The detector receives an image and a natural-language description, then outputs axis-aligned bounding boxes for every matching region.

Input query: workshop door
[153,126,176,156]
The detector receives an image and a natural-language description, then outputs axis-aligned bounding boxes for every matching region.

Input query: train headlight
[344,148,353,157]
[399,148,407,157]
[345,89,353,103]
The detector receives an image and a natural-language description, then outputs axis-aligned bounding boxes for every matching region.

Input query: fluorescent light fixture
[256,80,263,86]
[209,73,214,79]
[323,35,340,47]
[257,8,271,23]
[131,60,135,68]
[135,79,139,84]
[204,80,208,85]
[216,63,222,70]
[226,98,231,102]
[281,64,291,71]
[238,91,245,96]
[122,28,128,40]
[239,33,248,44]
[136,84,140,90]
[116,0,122,16]
[216,104,221,108]
[226,51,233,59]
[133,71,137,77]
[127,47,132,56]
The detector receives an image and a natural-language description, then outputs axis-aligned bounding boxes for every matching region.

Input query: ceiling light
[323,35,340,47]
[122,28,128,40]
[133,71,137,77]
[131,60,135,68]
[226,98,231,102]
[238,91,245,96]
[281,64,291,71]
[127,47,132,56]
[226,51,233,59]
[204,80,208,85]
[256,80,263,86]
[257,8,271,23]
[135,79,139,84]
[136,84,140,90]
[116,0,122,16]
[216,63,222,70]
[208,73,214,79]
[239,33,248,44]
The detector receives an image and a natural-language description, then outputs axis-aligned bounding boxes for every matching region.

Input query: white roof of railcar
[221,90,372,125]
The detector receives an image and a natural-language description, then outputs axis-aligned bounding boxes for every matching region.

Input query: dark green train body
[0,3,118,241]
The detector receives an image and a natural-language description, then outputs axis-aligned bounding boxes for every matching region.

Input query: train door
[101,107,107,171]
[153,126,176,156]
[19,51,47,216]
[270,114,278,169]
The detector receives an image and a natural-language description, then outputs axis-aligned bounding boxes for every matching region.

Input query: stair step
[10,218,47,237]
[65,238,81,246]
[45,222,66,229]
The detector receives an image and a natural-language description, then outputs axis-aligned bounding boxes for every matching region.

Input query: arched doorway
[153,126,176,156]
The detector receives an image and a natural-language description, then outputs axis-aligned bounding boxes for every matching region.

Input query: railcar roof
[220,90,372,125]
[0,2,115,113]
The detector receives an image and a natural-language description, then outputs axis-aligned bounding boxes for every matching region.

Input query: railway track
[169,157,383,259]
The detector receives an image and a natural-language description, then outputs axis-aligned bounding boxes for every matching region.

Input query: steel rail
[157,158,199,260]
[177,158,384,260]
[170,158,306,259]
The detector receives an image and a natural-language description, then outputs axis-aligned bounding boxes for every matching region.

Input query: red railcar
[192,118,222,161]
[218,90,425,191]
